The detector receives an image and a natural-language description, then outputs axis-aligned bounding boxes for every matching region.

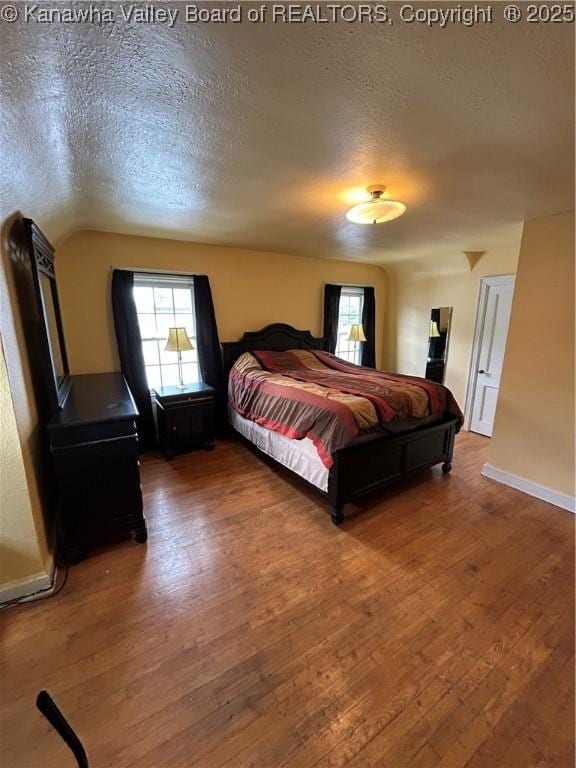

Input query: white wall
[385,239,521,407]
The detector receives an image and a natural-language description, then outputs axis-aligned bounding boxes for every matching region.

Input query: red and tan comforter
[229,349,462,468]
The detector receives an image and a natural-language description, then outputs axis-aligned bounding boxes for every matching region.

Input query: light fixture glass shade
[429,321,441,338]
[346,197,406,225]
[165,327,193,352]
[348,324,367,342]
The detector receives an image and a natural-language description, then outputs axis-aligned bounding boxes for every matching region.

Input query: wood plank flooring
[0,432,574,768]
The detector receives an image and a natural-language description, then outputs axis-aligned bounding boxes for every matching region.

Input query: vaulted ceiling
[1,9,573,264]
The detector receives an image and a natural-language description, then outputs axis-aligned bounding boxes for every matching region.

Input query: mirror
[39,273,66,383]
[25,219,71,410]
[425,307,452,384]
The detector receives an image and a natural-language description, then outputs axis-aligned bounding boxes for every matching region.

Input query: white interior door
[470,276,515,436]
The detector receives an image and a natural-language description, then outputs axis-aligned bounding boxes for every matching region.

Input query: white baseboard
[0,558,55,605]
[482,464,576,513]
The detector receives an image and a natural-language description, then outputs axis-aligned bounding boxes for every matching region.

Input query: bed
[222,323,461,525]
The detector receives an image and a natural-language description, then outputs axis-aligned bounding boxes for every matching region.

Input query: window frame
[133,273,199,390]
[335,285,365,365]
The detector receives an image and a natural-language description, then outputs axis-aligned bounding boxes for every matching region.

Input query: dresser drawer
[53,434,142,519]
[50,419,137,448]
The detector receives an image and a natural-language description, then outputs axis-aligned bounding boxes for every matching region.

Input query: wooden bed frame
[222,323,458,525]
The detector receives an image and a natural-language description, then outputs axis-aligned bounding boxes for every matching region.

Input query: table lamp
[165,327,193,388]
[348,323,367,361]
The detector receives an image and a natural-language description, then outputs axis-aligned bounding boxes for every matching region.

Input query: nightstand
[152,382,215,460]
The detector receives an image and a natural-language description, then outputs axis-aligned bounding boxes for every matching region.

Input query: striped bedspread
[229,349,463,468]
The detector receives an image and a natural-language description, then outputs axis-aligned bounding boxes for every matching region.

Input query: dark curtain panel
[361,286,376,368]
[323,284,341,353]
[193,275,225,419]
[111,270,157,450]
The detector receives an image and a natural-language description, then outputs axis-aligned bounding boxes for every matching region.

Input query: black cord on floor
[0,538,69,610]
[0,562,69,610]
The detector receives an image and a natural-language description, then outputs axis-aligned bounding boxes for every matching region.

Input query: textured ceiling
[1,7,574,264]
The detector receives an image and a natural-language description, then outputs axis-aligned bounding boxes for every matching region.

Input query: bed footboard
[327,416,458,524]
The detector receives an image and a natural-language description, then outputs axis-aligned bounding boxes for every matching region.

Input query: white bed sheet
[229,408,329,492]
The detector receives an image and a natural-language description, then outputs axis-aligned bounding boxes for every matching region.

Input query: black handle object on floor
[36,690,89,768]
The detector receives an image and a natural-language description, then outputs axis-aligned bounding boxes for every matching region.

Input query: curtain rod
[112,267,207,277]
[323,281,374,288]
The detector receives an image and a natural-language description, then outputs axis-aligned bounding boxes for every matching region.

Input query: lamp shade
[429,321,441,338]
[164,327,193,352]
[348,324,367,342]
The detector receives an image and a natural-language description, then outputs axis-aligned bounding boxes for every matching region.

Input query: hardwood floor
[0,432,574,768]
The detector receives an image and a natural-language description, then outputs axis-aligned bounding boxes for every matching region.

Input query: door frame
[463,274,516,431]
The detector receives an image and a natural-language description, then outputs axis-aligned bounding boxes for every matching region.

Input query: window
[335,286,364,364]
[133,274,199,390]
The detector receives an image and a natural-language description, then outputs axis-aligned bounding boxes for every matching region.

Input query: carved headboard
[221,323,326,377]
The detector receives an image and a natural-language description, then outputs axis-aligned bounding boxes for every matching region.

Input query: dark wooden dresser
[48,373,146,563]
[152,382,215,459]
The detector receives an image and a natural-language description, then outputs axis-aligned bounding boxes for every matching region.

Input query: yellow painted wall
[57,230,388,374]
[0,214,51,588]
[0,336,46,584]
[489,211,575,497]
[385,241,521,407]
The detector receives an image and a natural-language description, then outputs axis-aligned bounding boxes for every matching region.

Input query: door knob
[478,369,485,374]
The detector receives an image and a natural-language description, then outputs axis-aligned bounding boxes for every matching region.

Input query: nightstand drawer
[162,394,214,408]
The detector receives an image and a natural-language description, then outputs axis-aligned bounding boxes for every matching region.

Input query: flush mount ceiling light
[346,185,407,224]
